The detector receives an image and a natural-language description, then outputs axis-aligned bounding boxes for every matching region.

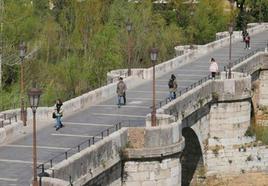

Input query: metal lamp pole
[150,48,158,127]
[228,24,233,79]
[19,42,27,125]
[126,19,132,76]
[28,87,42,186]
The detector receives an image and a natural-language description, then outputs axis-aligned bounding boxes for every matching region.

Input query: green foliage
[0,84,20,111]
[245,126,255,137]
[255,126,268,145]
[1,0,265,108]
[235,0,268,30]
[187,0,228,44]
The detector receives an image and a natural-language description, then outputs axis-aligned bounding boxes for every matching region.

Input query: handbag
[52,112,56,119]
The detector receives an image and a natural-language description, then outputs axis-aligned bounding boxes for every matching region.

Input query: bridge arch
[181,127,204,186]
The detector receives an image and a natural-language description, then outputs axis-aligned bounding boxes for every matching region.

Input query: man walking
[116,77,127,107]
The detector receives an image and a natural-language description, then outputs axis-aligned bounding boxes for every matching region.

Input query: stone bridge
[39,52,268,186]
[0,24,267,186]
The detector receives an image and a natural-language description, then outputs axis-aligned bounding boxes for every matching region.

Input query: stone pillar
[122,117,184,186]
[258,70,268,105]
[209,101,251,139]
[205,75,253,175]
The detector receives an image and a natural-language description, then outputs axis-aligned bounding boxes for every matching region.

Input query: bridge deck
[0,30,267,186]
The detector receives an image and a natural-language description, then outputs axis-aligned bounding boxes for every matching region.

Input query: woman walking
[54,99,63,130]
[209,58,219,79]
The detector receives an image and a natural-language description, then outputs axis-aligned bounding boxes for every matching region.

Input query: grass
[245,116,268,145]
[255,126,268,144]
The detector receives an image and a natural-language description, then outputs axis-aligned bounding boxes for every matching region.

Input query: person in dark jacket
[168,74,178,100]
[245,33,250,50]
[116,77,127,107]
[54,99,63,130]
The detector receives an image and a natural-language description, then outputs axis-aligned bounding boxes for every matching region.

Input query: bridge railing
[155,47,266,110]
[0,113,18,128]
[36,119,144,178]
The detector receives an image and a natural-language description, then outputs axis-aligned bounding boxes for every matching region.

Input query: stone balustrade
[1,76,144,123]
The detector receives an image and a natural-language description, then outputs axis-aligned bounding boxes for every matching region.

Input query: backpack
[168,79,174,88]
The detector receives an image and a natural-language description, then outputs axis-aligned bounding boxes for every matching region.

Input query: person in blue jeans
[116,77,127,108]
[168,74,178,100]
[54,99,63,130]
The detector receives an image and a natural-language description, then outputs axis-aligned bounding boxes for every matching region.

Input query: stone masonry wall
[46,128,128,186]
[209,101,251,139]
[206,136,268,176]
[123,158,181,186]
[258,70,268,106]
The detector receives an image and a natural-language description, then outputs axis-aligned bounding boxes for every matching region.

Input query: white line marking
[176,74,205,77]
[128,101,143,105]
[3,145,69,150]
[156,79,197,82]
[92,113,146,118]
[156,84,189,88]
[176,69,208,72]
[63,122,113,127]
[128,90,167,93]
[0,159,42,164]
[0,178,17,182]
[128,97,162,101]
[51,133,101,138]
[93,105,148,108]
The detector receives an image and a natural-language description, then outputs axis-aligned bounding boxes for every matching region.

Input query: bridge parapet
[1,75,145,124]
[107,23,268,83]
[233,52,268,75]
[158,72,251,121]
[42,117,185,186]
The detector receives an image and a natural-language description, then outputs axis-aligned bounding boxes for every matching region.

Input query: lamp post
[150,47,158,127]
[126,19,132,76]
[19,42,27,126]
[228,24,233,79]
[28,87,42,186]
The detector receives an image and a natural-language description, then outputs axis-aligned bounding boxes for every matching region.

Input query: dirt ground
[204,172,268,186]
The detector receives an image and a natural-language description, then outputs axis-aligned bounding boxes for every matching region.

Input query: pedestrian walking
[242,30,247,42]
[209,58,219,79]
[245,33,250,49]
[116,77,127,108]
[53,99,63,130]
[168,74,178,100]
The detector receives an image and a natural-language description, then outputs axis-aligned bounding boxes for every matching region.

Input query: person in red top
[245,33,250,50]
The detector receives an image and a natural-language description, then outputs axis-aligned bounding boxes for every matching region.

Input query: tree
[187,0,228,44]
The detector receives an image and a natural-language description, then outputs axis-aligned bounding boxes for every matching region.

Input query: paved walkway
[0,31,267,186]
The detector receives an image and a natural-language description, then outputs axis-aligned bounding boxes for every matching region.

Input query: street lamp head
[150,47,158,63]
[126,19,132,33]
[28,87,42,112]
[19,42,27,59]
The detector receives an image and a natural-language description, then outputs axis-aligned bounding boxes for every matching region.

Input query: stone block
[156,169,171,180]
[142,180,157,186]
[171,166,179,177]
[127,171,150,181]
[144,128,160,148]
[124,162,138,172]
[123,181,141,186]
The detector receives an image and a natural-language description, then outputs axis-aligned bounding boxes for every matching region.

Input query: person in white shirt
[209,58,219,79]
